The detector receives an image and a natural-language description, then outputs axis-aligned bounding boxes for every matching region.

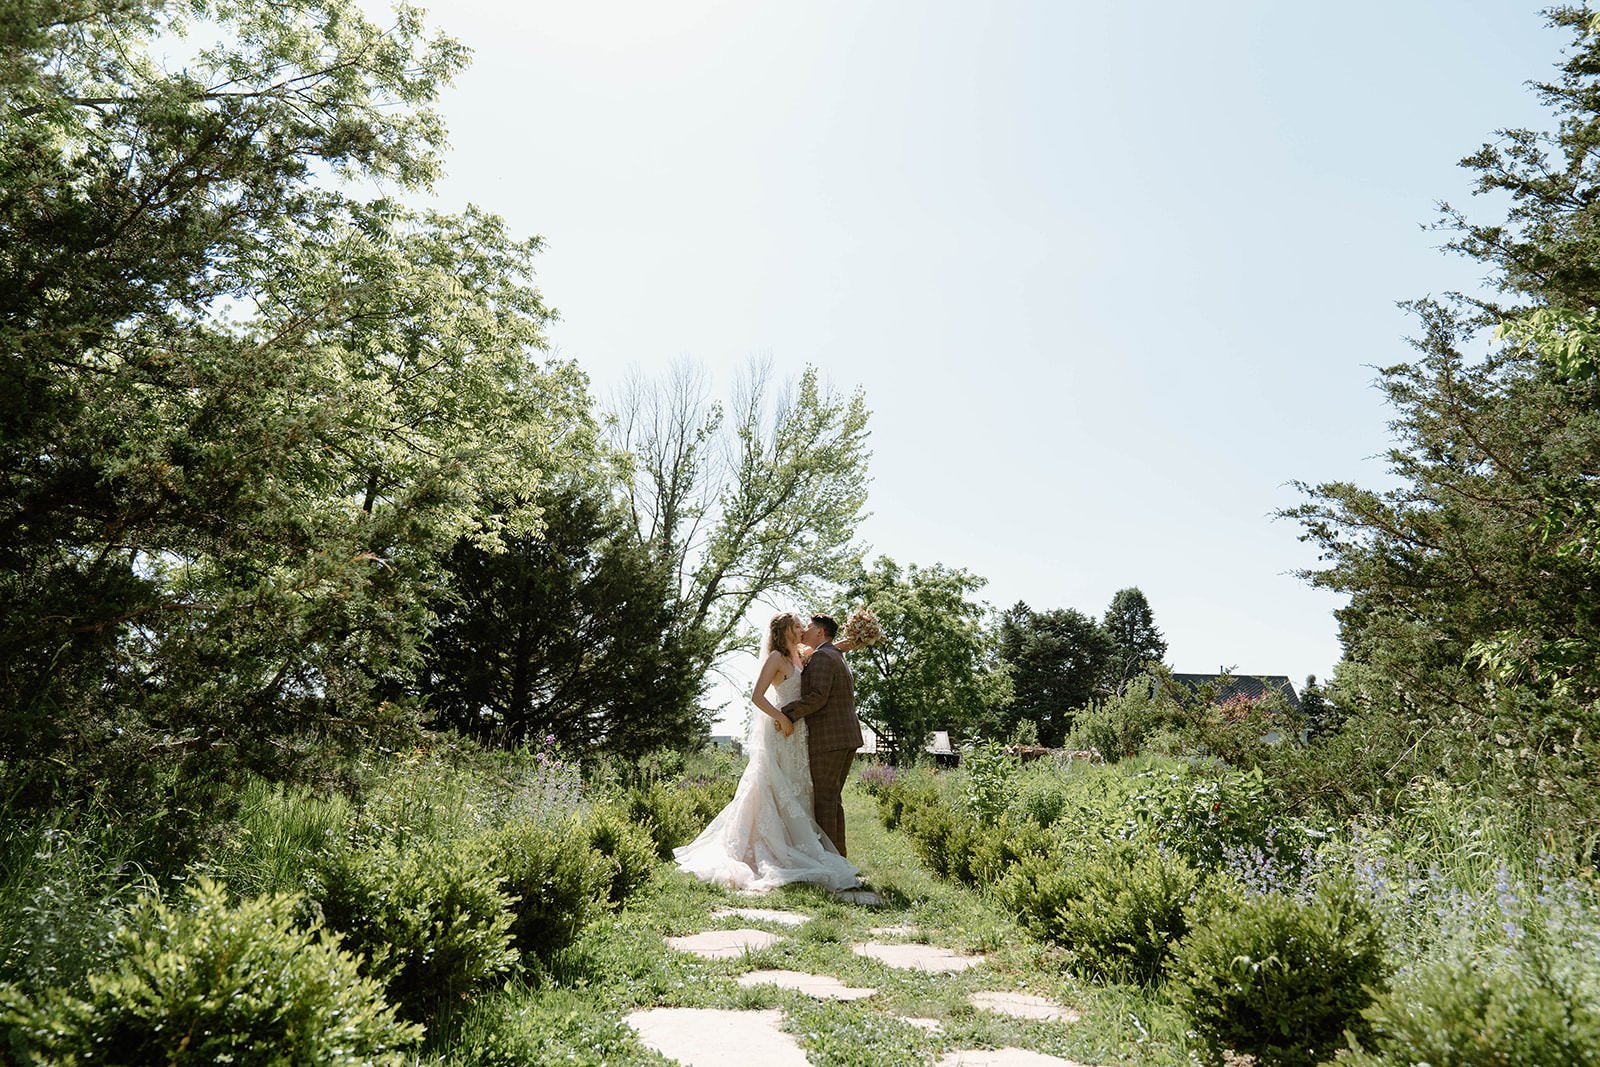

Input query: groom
[781,613,864,857]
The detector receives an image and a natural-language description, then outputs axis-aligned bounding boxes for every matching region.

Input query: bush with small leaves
[580,803,659,906]
[625,776,736,859]
[311,835,518,1020]
[967,814,1055,887]
[1169,879,1390,1067]
[1344,940,1600,1067]
[484,818,607,966]
[0,878,420,1066]
[997,837,1201,982]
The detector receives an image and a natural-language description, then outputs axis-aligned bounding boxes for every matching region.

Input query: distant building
[1170,671,1303,743]
[1169,672,1301,710]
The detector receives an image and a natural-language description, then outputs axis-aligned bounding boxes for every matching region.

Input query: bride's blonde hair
[766,612,801,659]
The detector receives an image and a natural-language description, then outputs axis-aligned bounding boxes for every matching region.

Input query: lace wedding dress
[673,668,861,891]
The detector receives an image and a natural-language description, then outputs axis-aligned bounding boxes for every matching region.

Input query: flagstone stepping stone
[851,940,983,973]
[665,928,783,959]
[626,1007,810,1067]
[834,887,885,906]
[736,969,877,1001]
[900,1015,944,1032]
[711,906,810,926]
[867,923,919,936]
[936,1049,1098,1067]
[969,991,1081,1023]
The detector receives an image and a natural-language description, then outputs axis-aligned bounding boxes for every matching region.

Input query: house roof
[1170,673,1301,710]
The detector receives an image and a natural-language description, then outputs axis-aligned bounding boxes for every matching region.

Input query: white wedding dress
[673,668,861,891]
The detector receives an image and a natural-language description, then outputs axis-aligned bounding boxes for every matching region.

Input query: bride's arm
[751,651,795,736]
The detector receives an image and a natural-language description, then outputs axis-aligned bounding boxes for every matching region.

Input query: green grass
[423,782,1198,1066]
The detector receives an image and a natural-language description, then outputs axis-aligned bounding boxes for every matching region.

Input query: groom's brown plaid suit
[782,642,863,857]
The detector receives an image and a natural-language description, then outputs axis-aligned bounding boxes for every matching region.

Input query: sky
[399,1,1564,731]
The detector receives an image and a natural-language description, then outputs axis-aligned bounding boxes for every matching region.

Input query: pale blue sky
[413,2,1561,726]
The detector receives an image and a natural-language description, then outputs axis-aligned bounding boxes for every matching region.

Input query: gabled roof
[1170,673,1301,710]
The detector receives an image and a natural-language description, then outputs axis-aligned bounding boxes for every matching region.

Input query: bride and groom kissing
[673,610,872,892]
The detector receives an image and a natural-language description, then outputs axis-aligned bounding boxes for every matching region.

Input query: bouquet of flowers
[840,605,884,648]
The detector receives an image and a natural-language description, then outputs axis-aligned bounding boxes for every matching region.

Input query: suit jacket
[781,642,863,754]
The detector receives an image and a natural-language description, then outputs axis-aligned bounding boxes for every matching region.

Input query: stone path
[626,1008,809,1067]
[663,928,783,959]
[852,940,984,972]
[629,909,1097,1066]
[711,906,812,926]
[969,991,1082,1023]
[937,1050,1098,1067]
[737,969,877,1000]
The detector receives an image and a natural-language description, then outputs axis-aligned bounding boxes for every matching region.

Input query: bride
[673,611,862,891]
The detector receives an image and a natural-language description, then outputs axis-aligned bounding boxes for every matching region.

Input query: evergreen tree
[420,477,711,760]
[1287,6,1600,835]
[1102,587,1168,691]
[994,602,1113,747]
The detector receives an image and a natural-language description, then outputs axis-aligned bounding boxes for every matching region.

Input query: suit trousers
[809,747,856,857]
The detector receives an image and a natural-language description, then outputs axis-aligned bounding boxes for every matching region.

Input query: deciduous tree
[0,0,592,810]
[840,558,1009,762]
[610,359,872,680]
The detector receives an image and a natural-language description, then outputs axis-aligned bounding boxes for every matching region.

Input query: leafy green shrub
[1170,880,1390,1067]
[962,741,1020,824]
[624,777,737,858]
[580,803,659,906]
[997,838,1201,982]
[0,878,420,1066]
[1004,765,1073,827]
[484,818,607,966]
[1346,943,1600,1067]
[1068,673,1188,761]
[1131,764,1301,872]
[875,774,940,831]
[897,788,983,883]
[311,835,518,1020]
[967,814,1055,886]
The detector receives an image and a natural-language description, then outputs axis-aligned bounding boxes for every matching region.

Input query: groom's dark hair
[811,614,839,641]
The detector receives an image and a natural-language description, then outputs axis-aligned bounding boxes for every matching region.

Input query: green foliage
[1129,764,1297,872]
[842,557,1010,761]
[1,0,603,815]
[436,983,641,1067]
[894,783,983,883]
[310,835,518,1020]
[966,814,1056,887]
[420,476,711,758]
[993,601,1114,746]
[483,818,607,966]
[624,776,738,859]
[1347,941,1600,1067]
[1068,671,1189,762]
[1170,880,1390,1067]
[961,741,1020,824]
[1285,6,1600,842]
[1102,587,1168,690]
[580,804,660,907]
[0,878,420,1066]
[203,777,352,898]
[997,838,1201,983]
[0,817,151,994]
